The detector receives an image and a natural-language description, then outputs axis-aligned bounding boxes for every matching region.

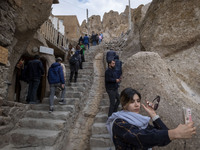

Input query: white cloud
[52,0,152,25]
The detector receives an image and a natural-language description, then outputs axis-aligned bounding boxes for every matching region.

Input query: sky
[52,0,152,25]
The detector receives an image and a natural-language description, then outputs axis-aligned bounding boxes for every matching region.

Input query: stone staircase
[90,92,115,150]
[1,55,94,149]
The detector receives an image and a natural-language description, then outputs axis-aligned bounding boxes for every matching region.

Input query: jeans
[70,71,78,82]
[49,83,66,108]
[92,41,97,46]
[106,89,120,117]
[20,80,29,103]
[84,43,89,50]
[27,79,40,103]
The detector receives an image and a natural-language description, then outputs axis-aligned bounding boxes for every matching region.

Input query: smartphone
[183,107,192,124]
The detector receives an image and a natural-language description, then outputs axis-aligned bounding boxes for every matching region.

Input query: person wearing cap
[48,57,66,113]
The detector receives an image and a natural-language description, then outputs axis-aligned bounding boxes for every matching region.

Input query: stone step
[64,78,91,85]
[2,145,55,150]
[99,106,109,114]
[66,82,87,88]
[66,64,94,72]
[92,123,108,135]
[65,61,92,65]
[30,104,75,113]
[103,93,109,99]
[100,99,110,106]
[90,146,115,150]
[66,68,93,73]
[76,78,91,82]
[18,118,66,130]
[66,74,91,79]
[82,62,93,66]
[65,86,86,92]
[94,113,108,123]
[65,91,83,98]
[25,110,71,120]
[10,128,61,147]
[66,76,92,82]
[66,71,93,76]
[90,134,112,147]
[42,97,79,105]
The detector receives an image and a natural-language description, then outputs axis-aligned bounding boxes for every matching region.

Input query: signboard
[0,46,8,65]
[39,46,54,55]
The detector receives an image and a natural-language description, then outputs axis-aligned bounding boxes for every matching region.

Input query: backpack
[69,55,78,65]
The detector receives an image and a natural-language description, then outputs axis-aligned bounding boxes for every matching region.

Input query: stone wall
[56,15,81,41]
[139,0,200,103]
[0,0,53,100]
[0,100,29,148]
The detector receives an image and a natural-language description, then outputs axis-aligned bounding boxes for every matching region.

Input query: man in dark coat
[105,60,121,117]
[69,51,80,83]
[26,55,44,104]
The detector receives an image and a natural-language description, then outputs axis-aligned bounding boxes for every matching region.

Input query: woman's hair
[120,88,141,108]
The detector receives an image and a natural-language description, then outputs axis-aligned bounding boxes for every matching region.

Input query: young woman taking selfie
[106,87,196,150]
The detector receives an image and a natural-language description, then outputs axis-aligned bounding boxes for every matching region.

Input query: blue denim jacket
[112,118,171,150]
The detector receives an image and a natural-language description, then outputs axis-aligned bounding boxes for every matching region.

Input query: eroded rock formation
[80,6,134,41]
[117,0,200,149]
[0,0,53,99]
[121,52,200,149]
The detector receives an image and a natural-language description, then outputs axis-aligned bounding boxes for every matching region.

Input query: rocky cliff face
[139,0,200,97]
[117,0,200,149]
[0,0,53,99]
[80,7,132,41]
[121,52,200,149]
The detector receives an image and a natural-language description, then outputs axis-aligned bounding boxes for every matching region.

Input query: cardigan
[112,118,171,150]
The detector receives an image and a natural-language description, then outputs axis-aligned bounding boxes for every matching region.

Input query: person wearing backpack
[114,55,122,79]
[48,57,66,113]
[69,51,80,83]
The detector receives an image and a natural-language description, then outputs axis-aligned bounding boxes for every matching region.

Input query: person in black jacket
[26,55,44,104]
[106,88,196,150]
[105,60,121,117]
[69,51,80,83]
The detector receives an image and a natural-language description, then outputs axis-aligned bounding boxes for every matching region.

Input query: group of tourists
[48,43,85,112]
[16,55,44,104]
[16,45,196,149]
[15,41,86,113]
[104,48,196,149]
[78,32,103,50]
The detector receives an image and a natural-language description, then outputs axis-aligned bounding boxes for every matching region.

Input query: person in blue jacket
[83,34,89,50]
[106,88,196,150]
[48,57,66,113]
